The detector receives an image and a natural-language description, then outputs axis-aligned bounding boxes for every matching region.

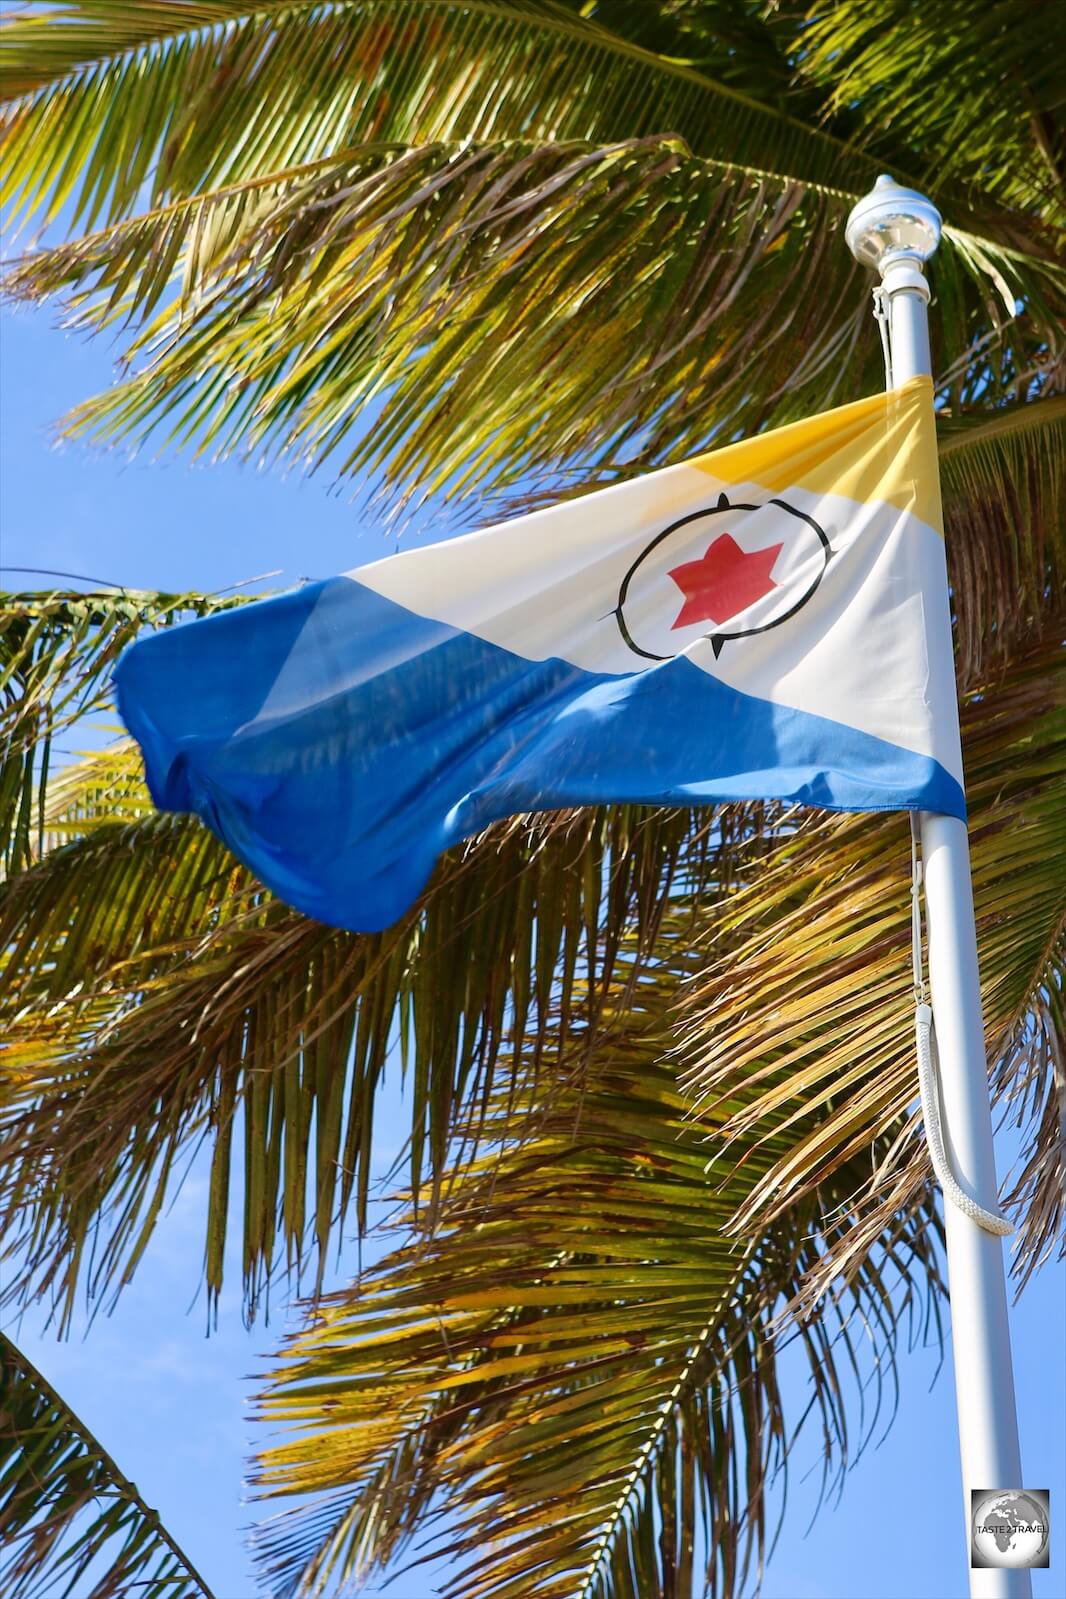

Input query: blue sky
[1,301,1063,1599]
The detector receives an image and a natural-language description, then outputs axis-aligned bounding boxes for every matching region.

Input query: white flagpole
[845,177,1030,1599]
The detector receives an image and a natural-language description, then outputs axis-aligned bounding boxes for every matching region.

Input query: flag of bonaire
[116,376,964,933]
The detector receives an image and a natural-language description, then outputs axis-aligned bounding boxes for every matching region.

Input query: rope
[914,1004,1013,1235]
[909,817,1013,1235]
[872,285,894,388]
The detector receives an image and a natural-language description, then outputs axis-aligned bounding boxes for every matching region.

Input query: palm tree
[0,2,1062,1595]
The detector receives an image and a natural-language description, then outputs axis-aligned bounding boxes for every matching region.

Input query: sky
[1,300,1064,1599]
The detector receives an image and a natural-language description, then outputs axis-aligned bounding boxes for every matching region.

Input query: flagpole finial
[845,174,942,285]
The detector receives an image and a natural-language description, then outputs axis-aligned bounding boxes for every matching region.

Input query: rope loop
[909,819,1012,1235]
[872,284,894,388]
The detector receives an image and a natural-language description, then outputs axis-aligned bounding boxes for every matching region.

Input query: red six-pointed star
[667,533,783,630]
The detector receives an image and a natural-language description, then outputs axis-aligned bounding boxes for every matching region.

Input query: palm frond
[35,738,157,844]
[250,1038,943,1599]
[5,138,1061,527]
[0,588,248,875]
[677,630,1066,1293]
[800,0,1066,223]
[938,396,1066,679]
[0,1332,214,1599]
[2,615,1061,1326]
[0,753,714,1324]
[0,14,1059,1595]
[995,966,1066,1290]
[37,145,876,502]
[0,0,880,238]
[3,2,1063,523]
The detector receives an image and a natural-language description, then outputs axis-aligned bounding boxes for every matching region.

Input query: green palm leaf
[937,396,1066,677]
[0,1332,214,1599]
[800,0,1065,220]
[0,5,1062,1593]
[3,3,1062,518]
[2,456,1062,1325]
[0,0,877,237]
[2,630,1059,1327]
[0,588,248,875]
[5,136,1060,524]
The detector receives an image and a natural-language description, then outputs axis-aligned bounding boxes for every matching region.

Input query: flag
[115,376,963,933]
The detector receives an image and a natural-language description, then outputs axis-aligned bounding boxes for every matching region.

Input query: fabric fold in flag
[116,376,964,932]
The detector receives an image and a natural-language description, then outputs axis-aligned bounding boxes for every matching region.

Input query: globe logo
[971,1489,1050,1569]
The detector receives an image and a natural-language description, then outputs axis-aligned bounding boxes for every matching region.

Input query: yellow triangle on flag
[691,375,943,536]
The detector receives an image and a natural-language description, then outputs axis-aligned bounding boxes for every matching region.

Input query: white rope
[872,284,894,388]
[909,817,1013,1235]
[914,1003,1013,1235]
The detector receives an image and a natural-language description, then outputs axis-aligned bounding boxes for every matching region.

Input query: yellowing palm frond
[0,739,707,1323]
[678,630,1066,1295]
[2,1,1063,525]
[251,1043,943,1599]
[6,137,1061,527]
[0,618,1061,1329]
[0,6,1062,1591]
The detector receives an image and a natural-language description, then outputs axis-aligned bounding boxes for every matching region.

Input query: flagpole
[845,177,1030,1599]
